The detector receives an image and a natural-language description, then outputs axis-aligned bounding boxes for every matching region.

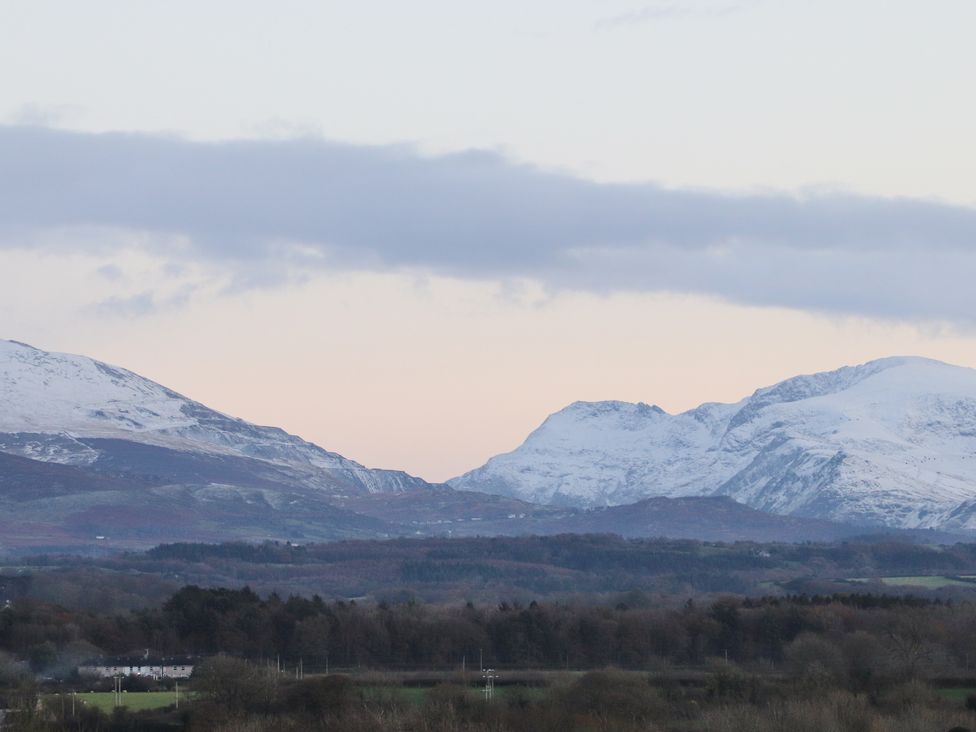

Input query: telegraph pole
[482,669,497,701]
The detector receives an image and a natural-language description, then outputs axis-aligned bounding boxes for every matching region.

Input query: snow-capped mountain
[0,340,965,548]
[450,357,976,531]
[0,339,429,495]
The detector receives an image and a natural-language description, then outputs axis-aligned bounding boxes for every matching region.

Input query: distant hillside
[452,357,976,531]
[0,338,433,495]
[13,535,976,609]
[2,339,972,550]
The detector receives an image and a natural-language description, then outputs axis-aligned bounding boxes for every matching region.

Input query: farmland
[848,575,976,589]
[47,690,184,712]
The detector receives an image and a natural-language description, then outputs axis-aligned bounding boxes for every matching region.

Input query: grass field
[69,691,185,712]
[363,686,428,705]
[51,683,976,712]
[937,687,975,703]
[849,575,976,589]
[363,685,547,706]
[55,680,549,714]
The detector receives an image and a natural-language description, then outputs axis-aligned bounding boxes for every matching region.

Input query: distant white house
[78,655,195,679]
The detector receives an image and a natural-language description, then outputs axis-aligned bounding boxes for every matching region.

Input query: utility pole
[175,681,179,710]
[482,669,497,701]
[479,648,483,672]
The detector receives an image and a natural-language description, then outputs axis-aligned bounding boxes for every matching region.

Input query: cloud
[2,124,975,324]
[87,288,193,318]
[7,103,83,127]
[595,1,759,30]
[88,292,158,318]
[95,263,124,281]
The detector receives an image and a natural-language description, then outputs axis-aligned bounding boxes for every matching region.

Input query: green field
[363,685,547,706]
[363,686,428,705]
[849,575,976,589]
[58,684,543,713]
[938,687,975,703]
[68,691,185,712]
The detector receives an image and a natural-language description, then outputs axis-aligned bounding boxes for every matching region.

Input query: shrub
[562,671,665,722]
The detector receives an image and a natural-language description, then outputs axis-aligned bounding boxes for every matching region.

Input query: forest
[0,585,970,672]
[9,534,976,612]
[5,536,976,729]
[3,587,976,729]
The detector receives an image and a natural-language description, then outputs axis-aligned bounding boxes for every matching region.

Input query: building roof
[80,656,196,667]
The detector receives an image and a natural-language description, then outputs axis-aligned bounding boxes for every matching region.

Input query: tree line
[3,585,976,680]
[15,535,976,612]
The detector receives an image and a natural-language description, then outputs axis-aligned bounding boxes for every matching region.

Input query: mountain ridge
[0,338,431,494]
[450,356,976,531]
[3,339,974,548]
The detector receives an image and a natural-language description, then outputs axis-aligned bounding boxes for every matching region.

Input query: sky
[2,0,976,481]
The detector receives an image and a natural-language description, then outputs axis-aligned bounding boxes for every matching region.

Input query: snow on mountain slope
[0,339,430,494]
[450,357,976,530]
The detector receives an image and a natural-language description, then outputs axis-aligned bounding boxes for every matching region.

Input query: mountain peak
[451,356,976,531]
[560,400,667,418]
[749,355,956,398]
[3,339,41,351]
[0,338,433,493]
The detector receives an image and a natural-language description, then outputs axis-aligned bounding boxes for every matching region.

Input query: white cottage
[78,655,195,679]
